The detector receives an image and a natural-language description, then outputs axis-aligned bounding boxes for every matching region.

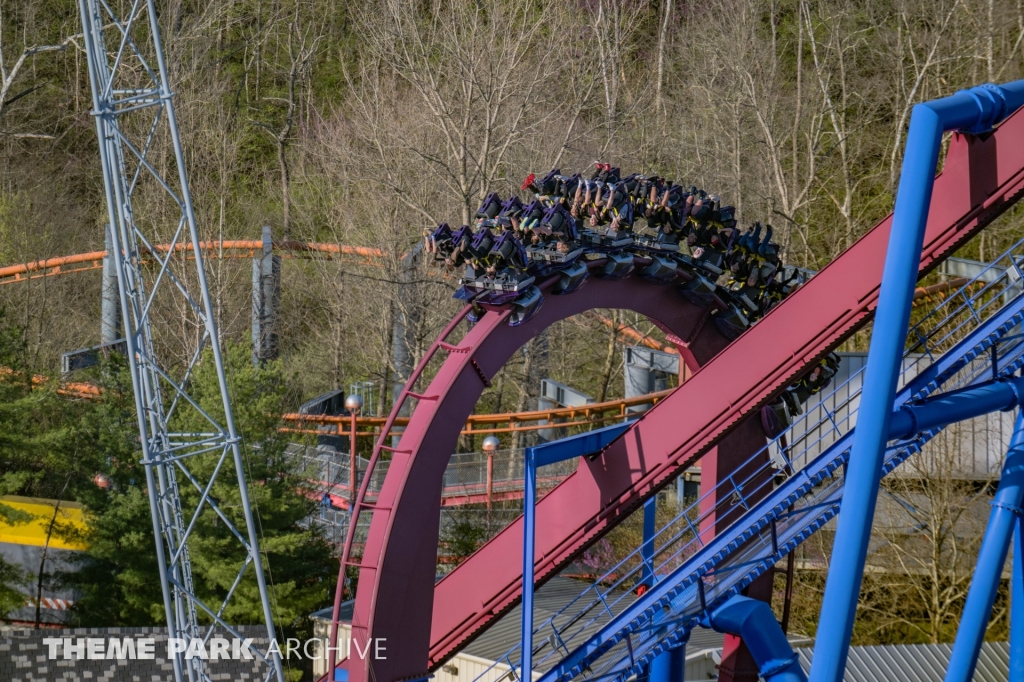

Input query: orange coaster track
[0,240,385,286]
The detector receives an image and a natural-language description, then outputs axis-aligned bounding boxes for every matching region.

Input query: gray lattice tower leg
[77,2,285,681]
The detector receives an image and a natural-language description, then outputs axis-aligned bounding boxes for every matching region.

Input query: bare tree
[0,6,77,138]
[591,0,652,143]
[682,0,831,265]
[653,0,673,115]
[803,2,882,253]
[252,8,323,239]
[880,0,963,189]
[862,422,996,643]
[350,0,571,225]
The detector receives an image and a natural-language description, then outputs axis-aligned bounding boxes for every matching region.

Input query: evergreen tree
[67,342,334,677]
[172,342,334,634]
[0,310,96,620]
[62,354,165,625]
[0,492,30,619]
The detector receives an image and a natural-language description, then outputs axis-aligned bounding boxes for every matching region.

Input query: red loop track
[335,115,1024,682]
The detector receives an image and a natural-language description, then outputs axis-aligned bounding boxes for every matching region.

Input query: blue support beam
[521,420,635,682]
[522,446,536,682]
[946,410,1024,682]
[648,644,685,682]
[532,421,633,468]
[811,80,1024,682]
[642,497,656,588]
[704,596,807,682]
[642,497,684,682]
[889,377,1023,439]
[1013,520,1024,682]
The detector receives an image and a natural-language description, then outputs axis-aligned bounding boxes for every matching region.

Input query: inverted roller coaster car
[691,248,727,274]
[598,251,635,280]
[679,251,722,276]
[631,234,680,254]
[525,243,585,270]
[508,286,544,326]
[551,260,589,295]
[454,279,529,307]
[679,270,720,294]
[712,304,750,340]
[458,271,536,296]
[760,399,791,438]
[731,289,760,314]
[580,227,633,250]
[639,255,678,284]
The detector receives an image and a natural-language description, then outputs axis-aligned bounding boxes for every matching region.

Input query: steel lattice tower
[77,1,284,681]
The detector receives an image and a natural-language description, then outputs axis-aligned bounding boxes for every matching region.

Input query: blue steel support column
[1012,519,1024,682]
[641,497,660,682]
[810,80,1024,682]
[642,497,656,587]
[705,596,807,682]
[522,446,537,682]
[649,645,686,682]
[887,378,1024,439]
[518,422,632,682]
[945,410,1024,682]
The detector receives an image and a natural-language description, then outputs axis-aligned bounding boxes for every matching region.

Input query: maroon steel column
[699,416,772,682]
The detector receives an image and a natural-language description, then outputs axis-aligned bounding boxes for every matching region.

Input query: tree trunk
[511,339,538,452]
[35,475,71,628]
[598,312,619,403]
[278,138,291,239]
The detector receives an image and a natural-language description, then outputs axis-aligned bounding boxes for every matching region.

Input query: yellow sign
[0,496,89,550]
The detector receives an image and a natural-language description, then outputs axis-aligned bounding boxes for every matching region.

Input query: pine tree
[0,496,30,619]
[67,343,334,663]
[172,342,335,633]
[0,311,96,621]
[61,354,165,625]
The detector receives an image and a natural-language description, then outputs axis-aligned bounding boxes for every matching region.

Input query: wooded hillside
[3,0,1024,405]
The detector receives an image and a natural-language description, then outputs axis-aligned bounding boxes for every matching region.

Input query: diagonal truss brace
[77,1,284,681]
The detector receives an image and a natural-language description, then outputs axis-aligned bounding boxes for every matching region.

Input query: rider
[783,353,841,415]
[539,204,580,254]
[599,181,634,235]
[521,169,561,206]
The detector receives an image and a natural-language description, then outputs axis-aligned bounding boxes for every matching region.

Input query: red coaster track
[335,115,1024,682]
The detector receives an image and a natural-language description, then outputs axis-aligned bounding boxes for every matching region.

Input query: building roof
[458,577,635,668]
[312,601,354,623]
[796,641,1009,682]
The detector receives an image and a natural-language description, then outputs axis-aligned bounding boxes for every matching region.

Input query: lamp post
[345,395,363,508]
[482,436,499,511]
